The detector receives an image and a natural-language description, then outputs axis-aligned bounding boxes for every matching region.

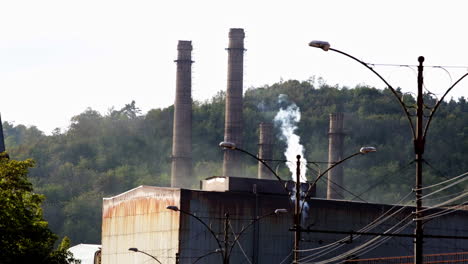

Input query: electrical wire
[422,159,451,180]
[367,63,468,69]
[416,201,468,221]
[296,191,414,262]
[420,176,468,200]
[419,192,468,213]
[278,250,293,264]
[228,221,252,264]
[297,206,414,263]
[322,177,346,199]
[416,171,468,191]
[423,190,466,203]
[297,190,413,254]
[306,216,412,264]
[319,175,367,203]
[305,215,413,264]
[354,161,414,199]
[345,221,414,261]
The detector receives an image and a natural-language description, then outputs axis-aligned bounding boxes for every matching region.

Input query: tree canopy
[3,79,467,244]
[0,153,78,264]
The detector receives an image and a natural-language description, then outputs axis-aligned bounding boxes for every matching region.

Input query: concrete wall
[101,186,181,264]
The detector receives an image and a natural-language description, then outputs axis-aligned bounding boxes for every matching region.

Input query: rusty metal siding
[101,186,181,264]
[102,183,468,264]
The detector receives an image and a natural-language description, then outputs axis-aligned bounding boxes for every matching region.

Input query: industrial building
[101,177,468,263]
[101,28,468,263]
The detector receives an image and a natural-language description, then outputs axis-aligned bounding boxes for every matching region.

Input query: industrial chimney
[222,28,245,177]
[327,113,345,199]
[258,122,273,179]
[171,40,193,188]
[0,114,5,153]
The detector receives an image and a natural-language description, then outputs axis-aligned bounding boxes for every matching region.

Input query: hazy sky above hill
[1,0,467,134]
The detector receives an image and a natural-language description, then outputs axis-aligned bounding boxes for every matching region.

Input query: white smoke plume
[273,94,307,182]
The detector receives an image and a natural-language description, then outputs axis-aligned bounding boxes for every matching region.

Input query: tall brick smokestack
[223,28,245,177]
[327,113,345,199]
[0,114,5,153]
[258,122,273,179]
[171,40,193,188]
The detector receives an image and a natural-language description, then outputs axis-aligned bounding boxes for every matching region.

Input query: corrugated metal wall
[102,184,468,264]
[176,190,468,263]
[178,189,294,264]
[101,186,181,264]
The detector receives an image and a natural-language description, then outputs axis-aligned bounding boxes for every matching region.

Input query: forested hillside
[4,80,468,244]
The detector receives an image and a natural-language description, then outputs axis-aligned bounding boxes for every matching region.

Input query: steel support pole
[224,212,230,264]
[414,56,425,264]
[294,155,301,263]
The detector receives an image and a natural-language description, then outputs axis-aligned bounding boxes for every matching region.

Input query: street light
[192,249,222,264]
[303,146,377,200]
[219,141,376,263]
[128,247,162,264]
[219,141,289,193]
[309,40,468,264]
[167,205,287,264]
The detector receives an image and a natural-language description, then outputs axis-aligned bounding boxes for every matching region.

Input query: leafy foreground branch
[0,153,80,264]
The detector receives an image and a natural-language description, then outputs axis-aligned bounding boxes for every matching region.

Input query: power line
[416,171,468,192]
[368,63,468,69]
[423,159,453,180]
[296,191,415,262]
[228,221,252,264]
[424,190,466,203]
[420,192,468,213]
[420,176,468,200]
[304,215,413,264]
[353,161,414,200]
[319,174,367,203]
[417,201,468,222]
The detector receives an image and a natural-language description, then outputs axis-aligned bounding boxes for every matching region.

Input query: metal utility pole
[310,40,468,264]
[414,56,425,264]
[294,155,301,263]
[224,212,230,264]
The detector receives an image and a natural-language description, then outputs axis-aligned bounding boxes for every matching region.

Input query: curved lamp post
[303,146,376,200]
[167,205,287,264]
[128,248,162,264]
[309,40,468,264]
[219,141,375,263]
[219,141,290,194]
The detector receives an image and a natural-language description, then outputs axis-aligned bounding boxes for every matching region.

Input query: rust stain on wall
[101,186,181,264]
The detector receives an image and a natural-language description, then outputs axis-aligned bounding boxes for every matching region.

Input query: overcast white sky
[1,0,467,134]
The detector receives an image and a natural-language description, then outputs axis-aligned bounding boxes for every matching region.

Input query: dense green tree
[0,153,78,263]
[2,80,467,244]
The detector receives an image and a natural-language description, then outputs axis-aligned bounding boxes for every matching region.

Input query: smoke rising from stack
[274,94,310,223]
[171,40,193,188]
[273,94,307,182]
[258,122,273,179]
[327,113,345,199]
[222,28,245,177]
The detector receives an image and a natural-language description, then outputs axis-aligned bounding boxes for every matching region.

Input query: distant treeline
[4,79,467,244]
